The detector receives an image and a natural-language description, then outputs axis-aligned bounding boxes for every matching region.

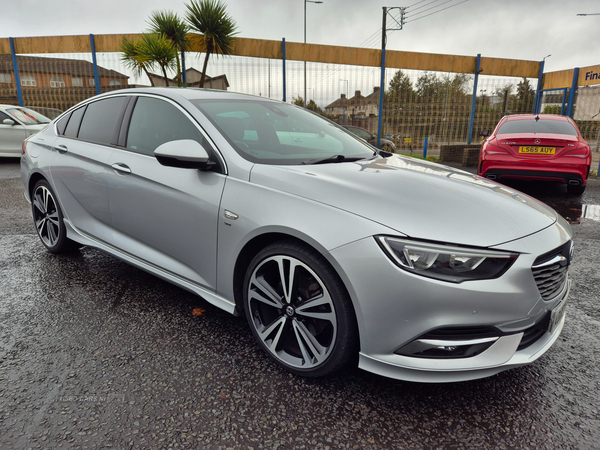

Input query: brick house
[0,54,129,111]
[325,87,380,120]
[0,54,128,89]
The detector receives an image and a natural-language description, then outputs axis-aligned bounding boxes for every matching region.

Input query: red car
[478,114,591,195]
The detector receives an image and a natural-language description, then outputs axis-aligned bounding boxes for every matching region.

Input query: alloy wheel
[33,184,61,248]
[246,254,338,370]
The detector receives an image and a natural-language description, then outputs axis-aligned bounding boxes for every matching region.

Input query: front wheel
[31,180,76,253]
[243,241,357,377]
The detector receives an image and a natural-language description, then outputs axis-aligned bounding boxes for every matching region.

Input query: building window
[88,78,96,87]
[72,77,83,87]
[0,73,11,84]
[109,80,122,86]
[21,74,37,87]
[50,76,66,88]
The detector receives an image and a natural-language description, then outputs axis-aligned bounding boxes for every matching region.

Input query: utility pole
[377,7,405,148]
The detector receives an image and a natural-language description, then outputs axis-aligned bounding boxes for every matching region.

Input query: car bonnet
[249,154,558,248]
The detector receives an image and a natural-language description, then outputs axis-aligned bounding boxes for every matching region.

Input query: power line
[407,0,442,14]
[406,0,469,23]
[406,0,434,8]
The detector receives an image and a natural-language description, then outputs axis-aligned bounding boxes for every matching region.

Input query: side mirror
[154,139,215,171]
[2,119,15,126]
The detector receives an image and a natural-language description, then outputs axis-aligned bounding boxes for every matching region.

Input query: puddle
[548,203,600,224]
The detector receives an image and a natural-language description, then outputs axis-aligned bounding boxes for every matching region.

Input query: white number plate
[549,298,568,334]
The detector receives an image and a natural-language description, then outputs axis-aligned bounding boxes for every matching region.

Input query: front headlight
[376,236,518,283]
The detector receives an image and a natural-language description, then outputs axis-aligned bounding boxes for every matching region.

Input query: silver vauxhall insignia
[21,88,572,383]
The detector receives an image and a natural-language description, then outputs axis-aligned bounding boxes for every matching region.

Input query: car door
[106,95,226,291]
[0,111,28,155]
[48,96,129,240]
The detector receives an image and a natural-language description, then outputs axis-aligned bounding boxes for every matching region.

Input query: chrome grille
[532,263,568,300]
[532,241,572,301]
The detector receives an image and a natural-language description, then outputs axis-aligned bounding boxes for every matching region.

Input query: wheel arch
[27,172,47,200]
[232,232,358,328]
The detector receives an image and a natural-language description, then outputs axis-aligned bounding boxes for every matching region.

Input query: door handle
[53,144,68,154]
[111,163,132,174]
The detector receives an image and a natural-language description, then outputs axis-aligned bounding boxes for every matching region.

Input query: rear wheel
[243,241,357,377]
[32,180,76,253]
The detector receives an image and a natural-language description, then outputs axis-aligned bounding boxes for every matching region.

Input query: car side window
[55,111,71,135]
[126,96,205,155]
[63,106,86,138]
[78,97,128,145]
[0,111,12,123]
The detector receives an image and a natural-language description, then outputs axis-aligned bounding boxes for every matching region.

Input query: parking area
[1,157,599,449]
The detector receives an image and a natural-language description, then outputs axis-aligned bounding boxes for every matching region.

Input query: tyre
[567,183,586,195]
[243,241,357,377]
[31,180,76,253]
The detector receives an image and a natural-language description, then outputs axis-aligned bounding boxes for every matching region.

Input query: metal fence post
[181,50,187,86]
[566,68,579,118]
[534,60,545,114]
[377,46,386,149]
[89,34,101,95]
[467,54,481,145]
[423,137,428,159]
[282,38,286,102]
[9,38,24,107]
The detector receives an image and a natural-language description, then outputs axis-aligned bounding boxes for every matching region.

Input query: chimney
[373,86,380,92]
[341,94,346,98]
[355,90,361,97]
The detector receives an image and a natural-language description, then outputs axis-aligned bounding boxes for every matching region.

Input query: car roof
[95,87,279,103]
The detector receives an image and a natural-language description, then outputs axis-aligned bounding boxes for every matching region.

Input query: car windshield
[497,118,578,136]
[192,99,376,165]
[6,107,52,125]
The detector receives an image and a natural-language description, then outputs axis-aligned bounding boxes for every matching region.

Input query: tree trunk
[200,40,214,88]
[161,65,170,87]
[143,68,155,87]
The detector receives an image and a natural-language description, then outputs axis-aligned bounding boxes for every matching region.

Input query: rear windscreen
[497,119,578,136]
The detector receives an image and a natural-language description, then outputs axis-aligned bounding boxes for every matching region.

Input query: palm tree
[147,10,191,85]
[185,0,237,88]
[138,34,179,86]
[120,34,178,87]
[120,38,155,86]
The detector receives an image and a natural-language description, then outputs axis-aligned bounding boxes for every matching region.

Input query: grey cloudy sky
[3,0,599,73]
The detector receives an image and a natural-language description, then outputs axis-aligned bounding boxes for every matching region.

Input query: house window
[50,76,66,88]
[21,74,37,87]
[109,80,122,86]
[72,77,83,87]
[88,78,95,87]
[0,73,11,84]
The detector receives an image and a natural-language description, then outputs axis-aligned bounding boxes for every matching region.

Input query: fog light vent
[396,327,501,359]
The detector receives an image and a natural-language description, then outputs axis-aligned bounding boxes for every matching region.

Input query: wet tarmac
[1,158,599,449]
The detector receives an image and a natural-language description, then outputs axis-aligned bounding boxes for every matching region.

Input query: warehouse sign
[585,71,600,81]
[579,64,600,86]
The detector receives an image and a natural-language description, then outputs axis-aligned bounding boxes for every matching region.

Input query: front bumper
[328,219,572,383]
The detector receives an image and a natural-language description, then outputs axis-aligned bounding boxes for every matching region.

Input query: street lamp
[304,0,323,107]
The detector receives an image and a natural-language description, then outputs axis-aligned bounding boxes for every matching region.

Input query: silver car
[0,104,51,157]
[21,88,572,383]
